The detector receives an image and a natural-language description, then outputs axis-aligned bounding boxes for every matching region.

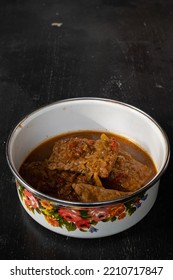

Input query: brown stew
[19,131,157,202]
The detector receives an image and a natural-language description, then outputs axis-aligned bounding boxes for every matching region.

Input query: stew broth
[19,131,157,202]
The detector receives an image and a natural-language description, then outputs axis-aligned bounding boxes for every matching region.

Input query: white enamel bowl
[6,98,170,238]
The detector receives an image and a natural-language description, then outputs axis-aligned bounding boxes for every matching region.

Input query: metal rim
[6,97,170,207]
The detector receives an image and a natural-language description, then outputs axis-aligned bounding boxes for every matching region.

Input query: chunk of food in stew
[48,134,119,178]
[19,131,157,202]
[72,183,132,202]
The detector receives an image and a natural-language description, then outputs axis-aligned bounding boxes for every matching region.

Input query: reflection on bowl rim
[6,97,170,207]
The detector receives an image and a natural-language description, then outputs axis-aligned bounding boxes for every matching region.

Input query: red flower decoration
[88,207,110,221]
[58,208,91,229]
[58,208,81,223]
[75,219,91,229]
[23,189,39,210]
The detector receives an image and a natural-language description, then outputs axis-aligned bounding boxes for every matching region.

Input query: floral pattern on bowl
[17,181,148,233]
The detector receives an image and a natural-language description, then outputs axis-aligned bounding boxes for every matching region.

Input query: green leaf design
[80,210,92,219]
[80,228,88,232]
[53,212,61,219]
[18,186,24,200]
[65,221,77,231]
[127,206,136,216]
[56,216,65,228]
[56,216,76,231]
[110,216,117,222]
[90,220,98,225]
[36,208,42,214]
[102,218,111,222]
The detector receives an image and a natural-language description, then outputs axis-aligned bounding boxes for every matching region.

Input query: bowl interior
[8,99,169,184]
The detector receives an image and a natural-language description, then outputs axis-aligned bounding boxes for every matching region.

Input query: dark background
[0,0,173,259]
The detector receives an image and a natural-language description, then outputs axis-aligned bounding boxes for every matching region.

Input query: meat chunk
[72,183,131,202]
[48,135,119,178]
[105,150,152,192]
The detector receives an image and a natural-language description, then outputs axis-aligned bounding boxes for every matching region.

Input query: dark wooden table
[1,0,173,260]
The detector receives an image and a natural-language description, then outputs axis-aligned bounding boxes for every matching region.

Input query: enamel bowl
[6,98,170,238]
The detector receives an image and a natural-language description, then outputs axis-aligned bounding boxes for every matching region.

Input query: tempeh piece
[106,150,152,192]
[48,135,119,178]
[72,183,131,202]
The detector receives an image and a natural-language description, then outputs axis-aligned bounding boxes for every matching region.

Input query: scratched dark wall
[0,0,173,259]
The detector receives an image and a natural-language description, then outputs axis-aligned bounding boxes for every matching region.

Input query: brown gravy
[19,131,157,202]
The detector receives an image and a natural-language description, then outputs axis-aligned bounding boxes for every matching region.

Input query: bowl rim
[6,97,170,207]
